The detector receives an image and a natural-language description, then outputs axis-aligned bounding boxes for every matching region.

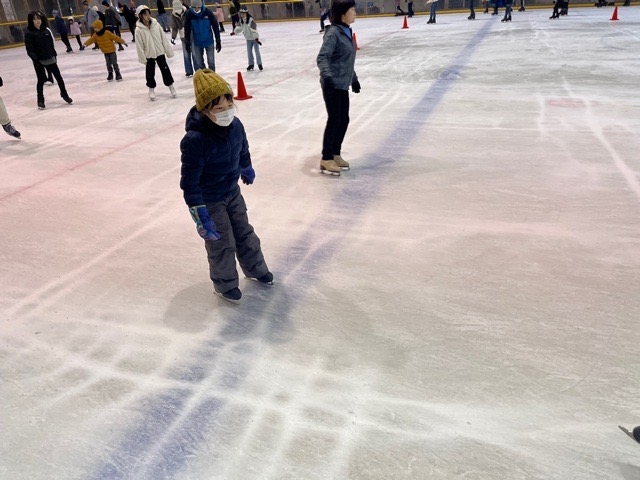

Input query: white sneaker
[148,88,155,101]
[169,85,177,98]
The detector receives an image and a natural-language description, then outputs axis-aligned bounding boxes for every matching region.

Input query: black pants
[34,62,67,102]
[321,86,350,160]
[74,34,83,48]
[145,55,174,88]
[60,32,71,50]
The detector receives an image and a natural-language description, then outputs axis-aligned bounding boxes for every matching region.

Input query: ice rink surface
[1,7,640,479]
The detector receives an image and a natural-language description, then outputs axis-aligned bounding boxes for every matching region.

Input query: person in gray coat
[316,0,359,175]
[83,1,100,49]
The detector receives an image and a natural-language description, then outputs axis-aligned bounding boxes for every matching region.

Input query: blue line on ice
[90,19,494,480]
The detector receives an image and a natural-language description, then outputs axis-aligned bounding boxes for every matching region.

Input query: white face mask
[209,108,235,127]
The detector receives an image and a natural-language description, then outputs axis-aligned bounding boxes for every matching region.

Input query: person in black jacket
[24,11,73,110]
[52,9,73,52]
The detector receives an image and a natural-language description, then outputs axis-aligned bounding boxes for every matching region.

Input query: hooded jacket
[171,0,187,39]
[24,20,57,64]
[135,16,174,63]
[84,20,126,53]
[316,23,359,91]
[180,106,251,206]
[184,6,220,48]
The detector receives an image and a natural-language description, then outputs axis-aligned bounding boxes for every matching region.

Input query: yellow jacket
[84,24,126,54]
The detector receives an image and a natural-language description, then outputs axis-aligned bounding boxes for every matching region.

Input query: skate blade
[245,276,274,286]
[320,167,341,176]
[214,291,240,304]
[618,426,640,443]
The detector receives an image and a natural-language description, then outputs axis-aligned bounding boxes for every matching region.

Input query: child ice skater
[68,17,85,50]
[180,69,273,303]
[84,19,127,81]
[235,6,262,71]
[135,4,176,100]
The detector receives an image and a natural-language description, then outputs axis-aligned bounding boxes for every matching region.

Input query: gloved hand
[215,41,221,53]
[323,77,334,90]
[189,205,221,241]
[240,166,255,185]
[170,37,175,45]
[185,42,191,54]
[351,80,361,93]
[255,38,262,46]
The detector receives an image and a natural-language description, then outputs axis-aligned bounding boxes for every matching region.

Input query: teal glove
[189,205,220,241]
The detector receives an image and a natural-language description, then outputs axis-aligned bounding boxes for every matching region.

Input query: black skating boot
[107,72,114,82]
[247,65,254,71]
[468,13,475,18]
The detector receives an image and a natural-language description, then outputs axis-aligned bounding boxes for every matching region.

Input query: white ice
[1,8,640,479]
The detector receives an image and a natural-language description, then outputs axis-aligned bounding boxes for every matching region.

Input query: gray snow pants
[204,188,269,294]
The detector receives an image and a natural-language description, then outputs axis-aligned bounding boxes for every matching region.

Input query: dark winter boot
[2,123,21,139]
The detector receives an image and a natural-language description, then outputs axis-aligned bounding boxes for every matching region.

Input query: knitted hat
[191,0,202,8]
[93,19,103,30]
[193,69,233,112]
[101,0,109,6]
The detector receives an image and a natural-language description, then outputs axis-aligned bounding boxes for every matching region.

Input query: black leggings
[145,55,174,88]
[321,86,350,160]
[34,62,67,102]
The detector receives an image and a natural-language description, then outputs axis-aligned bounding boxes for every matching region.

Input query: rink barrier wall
[0,1,612,49]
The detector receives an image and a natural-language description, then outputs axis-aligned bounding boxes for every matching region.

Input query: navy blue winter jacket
[180,106,251,206]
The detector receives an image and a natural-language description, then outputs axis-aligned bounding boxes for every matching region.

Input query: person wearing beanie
[24,10,73,110]
[170,0,194,77]
[68,17,85,50]
[316,0,359,175]
[135,4,176,100]
[234,6,263,71]
[213,3,225,33]
[52,8,73,53]
[184,0,222,72]
[180,69,273,304]
[84,19,127,81]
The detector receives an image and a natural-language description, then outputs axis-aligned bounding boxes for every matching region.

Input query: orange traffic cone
[610,6,618,20]
[233,72,253,100]
[402,15,409,29]
[352,32,360,50]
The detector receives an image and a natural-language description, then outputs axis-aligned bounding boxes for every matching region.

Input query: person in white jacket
[235,6,262,71]
[135,4,176,101]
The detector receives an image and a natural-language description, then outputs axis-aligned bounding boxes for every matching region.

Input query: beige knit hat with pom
[193,69,233,112]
